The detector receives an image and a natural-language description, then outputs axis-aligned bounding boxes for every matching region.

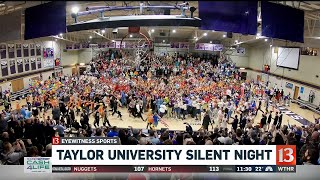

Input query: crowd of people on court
[0,49,319,165]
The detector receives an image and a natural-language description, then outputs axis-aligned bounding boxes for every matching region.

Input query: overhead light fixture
[172,29,176,33]
[195,38,198,41]
[265,39,268,42]
[203,33,207,36]
[71,6,79,14]
[101,29,105,34]
[163,40,165,43]
[240,67,246,70]
[270,44,272,47]
[89,36,92,39]
[151,29,155,33]
[210,41,212,43]
[79,63,85,66]
[257,33,261,36]
[112,40,115,42]
[130,34,133,38]
[59,33,63,36]
[223,34,226,38]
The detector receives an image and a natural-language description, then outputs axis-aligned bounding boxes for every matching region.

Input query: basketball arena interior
[0,1,319,179]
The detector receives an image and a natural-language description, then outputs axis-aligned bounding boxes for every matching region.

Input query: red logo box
[276,145,296,165]
[52,137,60,145]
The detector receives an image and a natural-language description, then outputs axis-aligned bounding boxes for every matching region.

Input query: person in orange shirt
[16,102,21,111]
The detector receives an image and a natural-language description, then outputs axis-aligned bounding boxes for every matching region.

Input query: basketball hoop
[120,31,151,66]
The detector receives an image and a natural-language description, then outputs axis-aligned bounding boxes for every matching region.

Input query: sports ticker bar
[52,165,296,173]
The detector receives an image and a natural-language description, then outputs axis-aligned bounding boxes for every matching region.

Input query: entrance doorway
[294,86,299,99]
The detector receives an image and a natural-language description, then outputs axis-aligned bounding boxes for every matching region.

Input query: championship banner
[1,60,8,76]
[9,59,16,74]
[30,57,36,70]
[37,57,42,69]
[8,44,15,59]
[0,44,6,59]
[179,42,189,49]
[23,44,29,57]
[204,43,214,51]
[65,44,73,50]
[195,43,205,50]
[195,43,223,51]
[47,137,297,173]
[43,58,54,68]
[213,44,223,51]
[17,58,23,73]
[170,42,180,49]
[73,43,80,50]
[30,44,35,56]
[115,41,125,49]
[36,44,41,56]
[98,43,106,48]
[125,41,134,49]
[24,58,30,71]
[16,44,22,58]
[106,41,116,48]
[81,42,90,49]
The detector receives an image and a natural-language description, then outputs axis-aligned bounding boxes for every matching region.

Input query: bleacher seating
[292,99,320,114]
[10,88,30,101]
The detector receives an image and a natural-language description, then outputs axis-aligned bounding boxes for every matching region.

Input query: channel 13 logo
[24,157,52,173]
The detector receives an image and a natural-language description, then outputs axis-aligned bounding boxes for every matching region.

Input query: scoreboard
[51,165,296,173]
[25,137,298,174]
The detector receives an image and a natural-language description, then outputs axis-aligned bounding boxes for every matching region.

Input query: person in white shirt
[221,113,228,129]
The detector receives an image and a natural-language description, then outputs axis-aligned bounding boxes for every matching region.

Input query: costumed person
[146,109,154,129]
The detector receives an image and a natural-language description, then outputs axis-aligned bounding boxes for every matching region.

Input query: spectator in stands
[1,140,26,165]
[107,126,119,137]
[54,121,65,137]
[149,130,160,145]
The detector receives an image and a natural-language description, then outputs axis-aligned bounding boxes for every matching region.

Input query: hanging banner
[195,43,223,51]
[170,42,180,49]
[37,57,42,69]
[0,44,6,59]
[179,42,189,49]
[195,43,205,50]
[74,43,80,50]
[23,44,29,57]
[16,44,22,58]
[36,44,41,56]
[1,60,8,76]
[81,42,90,49]
[30,44,35,56]
[125,42,134,49]
[43,58,54,68]
[213,44,224,51]
[17,58,23,73]
[24,58,30,71]
[65,43,73,50]
[31,57,36,70]
[98,42,106,48]
[9,59,16,74]
[106,41,116,48]
[8,44,15,58]
[204,44,214,51]
[115,41,125,49]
